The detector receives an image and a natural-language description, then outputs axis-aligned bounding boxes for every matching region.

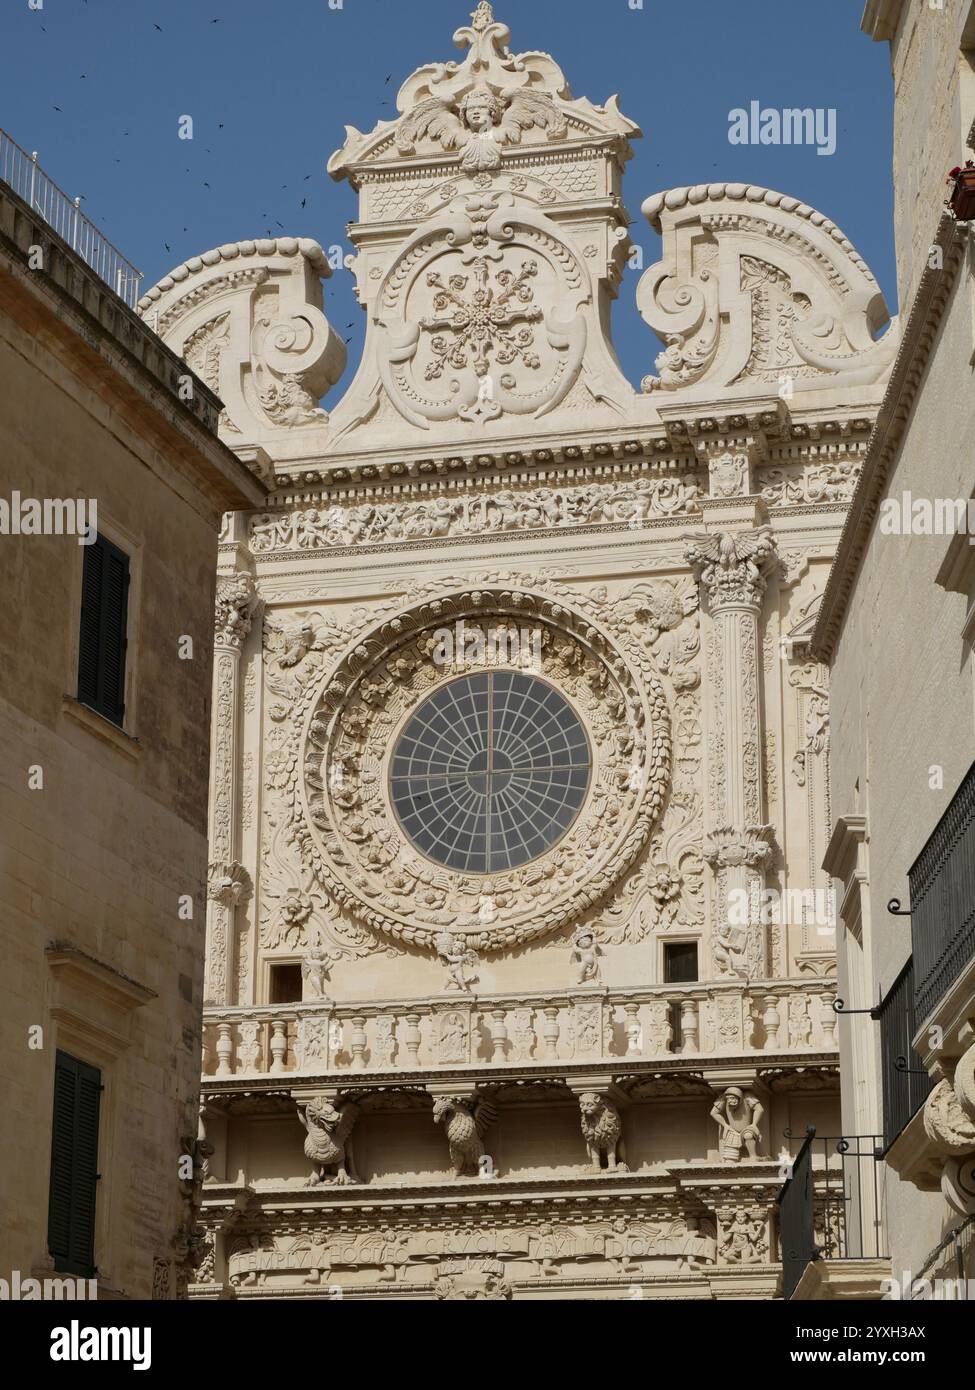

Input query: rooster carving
[297,1096,360,1186]
[432,1093,499,1177]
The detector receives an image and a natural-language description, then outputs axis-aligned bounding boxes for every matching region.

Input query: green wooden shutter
[77,534,129,726]
[47,1050,101,1277]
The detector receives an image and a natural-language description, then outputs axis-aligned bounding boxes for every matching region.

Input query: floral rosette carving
[285,582,671,952]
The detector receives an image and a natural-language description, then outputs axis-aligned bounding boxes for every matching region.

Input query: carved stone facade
[813,0,975,1300]
[140,5,897,1299]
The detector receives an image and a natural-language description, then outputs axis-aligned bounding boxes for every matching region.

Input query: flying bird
[203,181,210,188]
[53,105,62,112]
[153,24,162,32]
[300,198,306,208]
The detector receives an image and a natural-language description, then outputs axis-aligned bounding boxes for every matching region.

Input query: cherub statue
[713,918,748,977]
[300,944,330,1001]
[436,932,479,991]
[710,1087,764,1162]
[570,925,600,984]
[395,82,567,173]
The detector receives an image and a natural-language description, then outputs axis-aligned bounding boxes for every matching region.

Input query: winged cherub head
[459,85,505,133]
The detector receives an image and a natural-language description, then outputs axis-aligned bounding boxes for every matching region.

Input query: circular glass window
[389,670,591,874]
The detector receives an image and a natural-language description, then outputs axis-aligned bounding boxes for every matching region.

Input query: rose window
[389,671,590,873]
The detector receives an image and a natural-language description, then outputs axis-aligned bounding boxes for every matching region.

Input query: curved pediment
[638,182,897,401]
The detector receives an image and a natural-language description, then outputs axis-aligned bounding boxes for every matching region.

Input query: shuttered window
[77,533,129,727]
[47,1050,101,1277]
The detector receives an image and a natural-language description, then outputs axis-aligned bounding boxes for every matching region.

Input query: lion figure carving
[297,1096,360,1185]
[578,1091,627,1172]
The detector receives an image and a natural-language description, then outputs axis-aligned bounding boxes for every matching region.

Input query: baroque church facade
[139,5,898,1299]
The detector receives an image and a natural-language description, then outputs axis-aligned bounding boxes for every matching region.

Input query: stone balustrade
[201,979,837,1079]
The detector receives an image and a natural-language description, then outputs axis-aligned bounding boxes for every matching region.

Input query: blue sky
[2,0,896,390]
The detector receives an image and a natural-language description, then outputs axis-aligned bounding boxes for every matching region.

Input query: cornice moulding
[861,0,906,43]
[812,215,969,661]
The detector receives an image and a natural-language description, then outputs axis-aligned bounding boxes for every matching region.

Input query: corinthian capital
[684,526,781,611]
[703,824,776,870]
[214,573,257,650]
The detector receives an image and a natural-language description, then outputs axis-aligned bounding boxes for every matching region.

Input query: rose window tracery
[390,671,591,873]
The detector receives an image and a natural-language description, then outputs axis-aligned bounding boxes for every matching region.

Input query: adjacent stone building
[804,0,975,1299]
[0,156,266,1297]
[143,4,900,1298]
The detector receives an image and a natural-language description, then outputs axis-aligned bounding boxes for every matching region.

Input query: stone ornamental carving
[249,473,704,553]
[178,1,893,1301]
[291,581,671,953]
[437,932,479,991]
[207,860,251,909]
[685,527,781,612]
[570,925,600,984]
[434,1258,513,1300]
[300,945,330,1001]
[138,239,346,449]
[638,183,897,399]
[578,1092,627,1172]
[214,573,257,650]
[718,1207,768,1264]
[433,1093,499,1177]
[329,3,637,180]
[922,1079,975,1155]
[710,1087,764,1161]
[297,1097,360,1185]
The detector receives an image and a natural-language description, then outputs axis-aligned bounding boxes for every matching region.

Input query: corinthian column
[685,527,780,981]
[205,572,256,1006]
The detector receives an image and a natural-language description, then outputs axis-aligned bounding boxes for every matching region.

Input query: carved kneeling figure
[579,1092,627,1173]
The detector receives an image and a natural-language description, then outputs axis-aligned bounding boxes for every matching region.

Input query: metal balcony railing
[777,1129,817,1300]
[777,1129,887,1300]
[909,758,975,1026]
[0,128,143,308]
[877,956,934,1153]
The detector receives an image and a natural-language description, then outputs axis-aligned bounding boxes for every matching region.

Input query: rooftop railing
[0,128,143,308]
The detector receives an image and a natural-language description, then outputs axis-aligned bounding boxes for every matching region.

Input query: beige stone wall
[884,0,975,311]
[0,222,262,1296]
